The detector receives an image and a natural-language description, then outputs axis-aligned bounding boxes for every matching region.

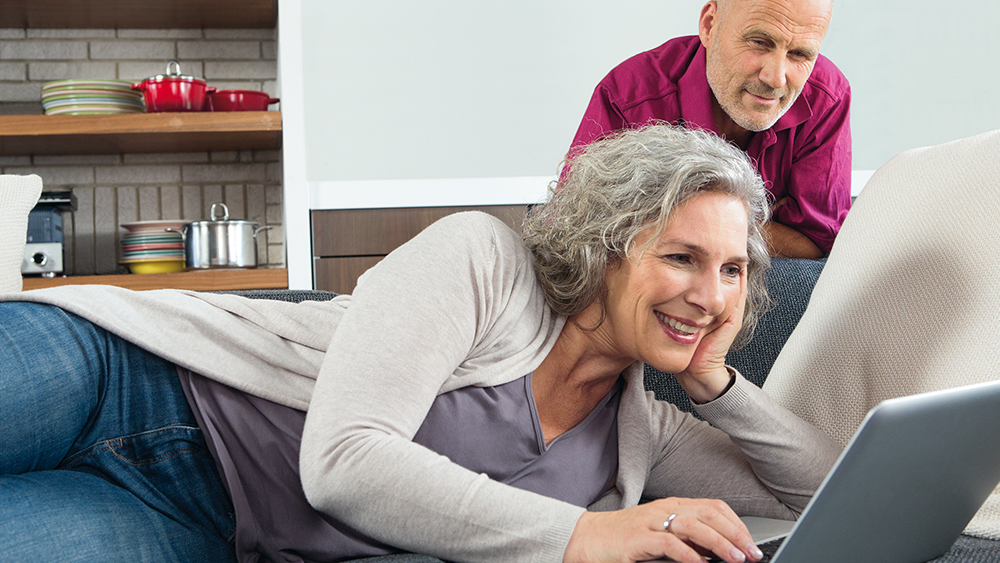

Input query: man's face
[699,0,831,135]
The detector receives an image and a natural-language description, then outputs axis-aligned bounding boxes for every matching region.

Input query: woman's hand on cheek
[562,498,763,563]
[675,278,747,403]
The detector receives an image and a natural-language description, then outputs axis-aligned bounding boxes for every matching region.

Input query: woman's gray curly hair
[521,123,771,348]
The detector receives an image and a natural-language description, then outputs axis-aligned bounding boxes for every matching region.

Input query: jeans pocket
[104,424,206,466]
[62,424,236,541]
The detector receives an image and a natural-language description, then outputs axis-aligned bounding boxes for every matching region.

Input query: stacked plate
[120,220,187,274]
[42,79,146,116]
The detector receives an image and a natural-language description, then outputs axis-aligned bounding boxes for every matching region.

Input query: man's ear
[698,1,719,48]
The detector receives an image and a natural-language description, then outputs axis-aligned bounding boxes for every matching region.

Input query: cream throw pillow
[762,129,1000,538]
[0,174,43,294]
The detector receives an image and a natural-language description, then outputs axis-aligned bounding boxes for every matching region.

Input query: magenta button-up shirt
[570,36,852,254]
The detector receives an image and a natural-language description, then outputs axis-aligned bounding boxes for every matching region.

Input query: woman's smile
[655,312,701,343]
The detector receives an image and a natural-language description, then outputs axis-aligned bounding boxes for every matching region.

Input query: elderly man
[569,0,850,259]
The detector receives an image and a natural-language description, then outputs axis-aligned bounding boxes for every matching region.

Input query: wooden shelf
[0,0,277,29]
[0,111,282,156]
[22,267,288,292]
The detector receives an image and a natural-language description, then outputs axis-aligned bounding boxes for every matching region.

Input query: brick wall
[0,28,284,275]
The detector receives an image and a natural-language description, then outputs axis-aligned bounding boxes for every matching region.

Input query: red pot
[204,90,280,112]
[132,61,215,112]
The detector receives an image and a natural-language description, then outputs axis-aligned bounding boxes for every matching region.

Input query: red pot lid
[141,60,206,85]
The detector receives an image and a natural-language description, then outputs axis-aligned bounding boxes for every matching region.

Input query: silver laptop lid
[772,379,1000,563]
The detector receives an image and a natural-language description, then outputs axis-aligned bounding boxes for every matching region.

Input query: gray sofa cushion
[219,288,339,303]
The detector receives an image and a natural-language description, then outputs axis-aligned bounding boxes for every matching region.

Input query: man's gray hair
[522,122,771,347]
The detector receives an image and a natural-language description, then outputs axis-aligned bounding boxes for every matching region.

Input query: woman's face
[598,191,749,373]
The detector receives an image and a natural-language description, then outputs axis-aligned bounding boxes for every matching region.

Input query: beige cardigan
[763,129,1000,539]
[8,212,839,562]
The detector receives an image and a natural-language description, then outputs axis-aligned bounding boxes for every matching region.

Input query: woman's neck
[531,306,632,445]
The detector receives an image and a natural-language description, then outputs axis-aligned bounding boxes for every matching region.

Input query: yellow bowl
[124,259,186,274]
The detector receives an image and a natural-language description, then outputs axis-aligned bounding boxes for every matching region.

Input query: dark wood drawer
[311,205,527,257]
[313,256,384,295]
[311,205,528,293]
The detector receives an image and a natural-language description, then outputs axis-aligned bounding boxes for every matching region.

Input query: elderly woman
[0,124,840,563]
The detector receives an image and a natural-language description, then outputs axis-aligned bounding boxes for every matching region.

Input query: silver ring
[664,513,678,533]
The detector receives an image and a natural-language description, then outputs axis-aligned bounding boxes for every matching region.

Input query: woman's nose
[684,271,726,317]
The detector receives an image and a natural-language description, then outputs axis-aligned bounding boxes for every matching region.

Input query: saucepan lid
[186,202,260,227]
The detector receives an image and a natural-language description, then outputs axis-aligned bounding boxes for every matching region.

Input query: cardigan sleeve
[642,374,841,519]
[298,212,582,563]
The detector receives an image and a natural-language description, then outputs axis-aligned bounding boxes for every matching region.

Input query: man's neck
[712,99,753,150]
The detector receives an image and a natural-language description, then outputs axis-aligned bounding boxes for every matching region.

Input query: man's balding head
[699,0,832,142]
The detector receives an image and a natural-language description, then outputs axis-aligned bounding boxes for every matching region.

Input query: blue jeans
[0,302,237,563]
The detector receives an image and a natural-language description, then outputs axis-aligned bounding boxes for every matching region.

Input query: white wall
[822,0,1000,170]
[300,0,705,183]
[297,0,1000,181]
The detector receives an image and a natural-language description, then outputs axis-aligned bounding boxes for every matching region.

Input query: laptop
[707,379,1000,563]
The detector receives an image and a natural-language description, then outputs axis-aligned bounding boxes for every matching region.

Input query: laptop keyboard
[705,537,784,562]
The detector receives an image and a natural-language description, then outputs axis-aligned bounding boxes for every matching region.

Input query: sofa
[232,255,1000,563]
[0,273,990,563]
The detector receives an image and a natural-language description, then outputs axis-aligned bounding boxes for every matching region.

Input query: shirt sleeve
[775,88,853,255]
[643,374,842,518]
[298,212,582,563]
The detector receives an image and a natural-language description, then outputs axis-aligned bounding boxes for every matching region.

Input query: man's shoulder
[606,35,700,81]
[597,36,701,107]
[804,54,851,103]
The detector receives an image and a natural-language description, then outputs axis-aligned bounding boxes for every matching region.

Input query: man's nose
[758,53,788,91]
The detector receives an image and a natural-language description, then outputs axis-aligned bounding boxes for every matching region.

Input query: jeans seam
[60,423,204,469]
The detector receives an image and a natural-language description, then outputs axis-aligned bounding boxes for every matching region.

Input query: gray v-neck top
[181,369,622,563]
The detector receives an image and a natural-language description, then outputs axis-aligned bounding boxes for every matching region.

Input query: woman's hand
[563,497,764,563]
[674,276,747,403]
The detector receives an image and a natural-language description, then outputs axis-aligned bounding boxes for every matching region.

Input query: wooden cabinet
[312,205,528,294]
[0,0,277,29]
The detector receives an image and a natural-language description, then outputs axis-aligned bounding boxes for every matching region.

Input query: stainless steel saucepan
[167,203,271,269]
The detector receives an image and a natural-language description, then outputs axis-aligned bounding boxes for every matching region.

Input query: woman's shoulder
[417,210,531,265]
[427,210,522,240]
[353,210,536,302]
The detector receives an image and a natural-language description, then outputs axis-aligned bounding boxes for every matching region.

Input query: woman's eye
[723,266,743,278]
[666,254,691,264]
